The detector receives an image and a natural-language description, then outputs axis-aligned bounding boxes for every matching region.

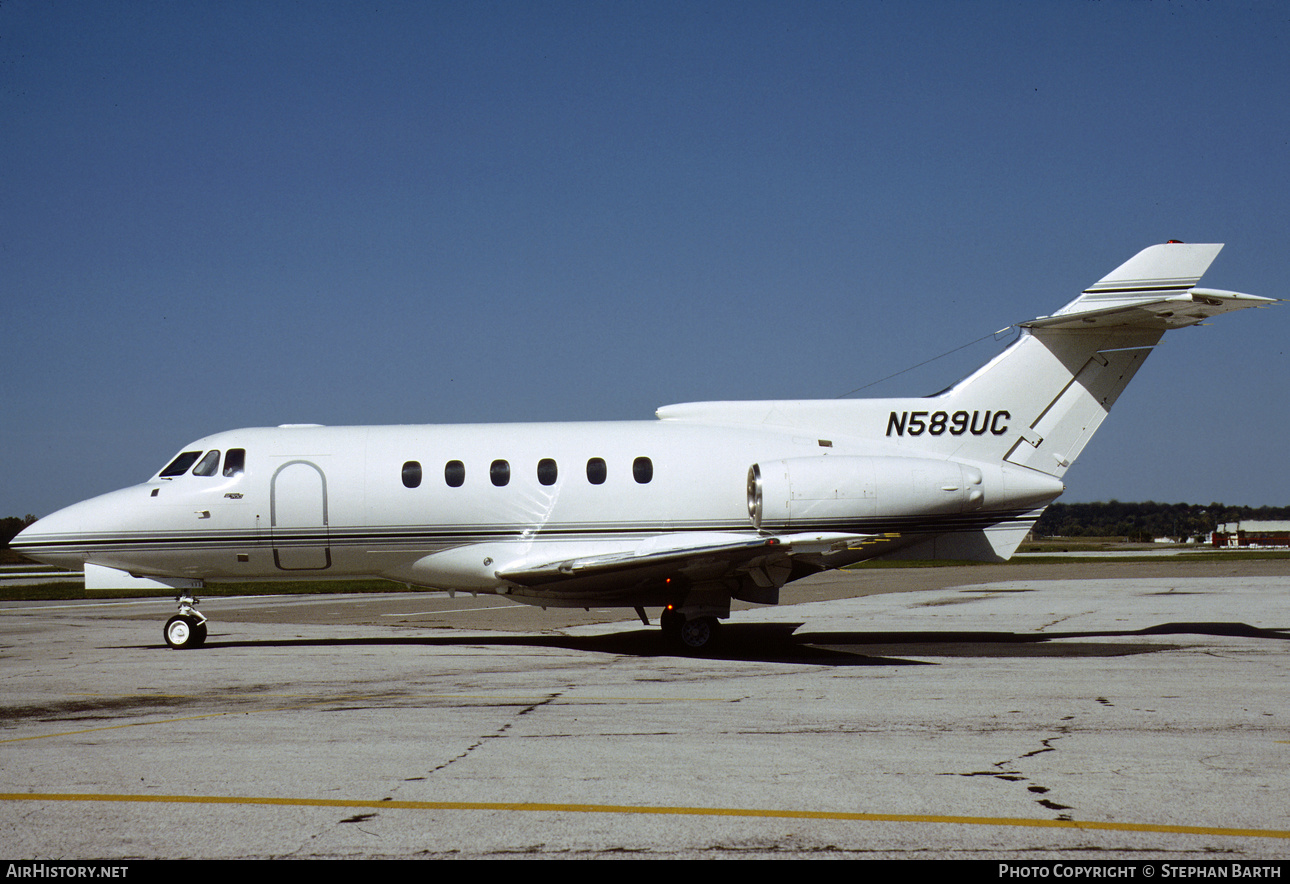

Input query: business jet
[11,242,1274,651]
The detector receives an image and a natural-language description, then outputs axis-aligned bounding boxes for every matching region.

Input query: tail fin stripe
[1082,284,1194,294]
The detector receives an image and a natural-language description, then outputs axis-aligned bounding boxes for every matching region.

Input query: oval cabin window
[402,461,422,488]
[633,456,653,484]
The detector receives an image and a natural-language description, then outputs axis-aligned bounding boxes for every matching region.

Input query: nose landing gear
[164,593,208,649]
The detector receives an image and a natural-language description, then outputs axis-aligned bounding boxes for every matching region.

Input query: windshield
[159,451,202,477]
[191,450,221,476]
[158,448,247,479]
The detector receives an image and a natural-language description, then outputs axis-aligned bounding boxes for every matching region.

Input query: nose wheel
[164,593,208,649]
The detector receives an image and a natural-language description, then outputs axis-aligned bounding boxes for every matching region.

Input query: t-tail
[662,242,1274,563]
[933,242,1273,476]
[870,241,1274,559]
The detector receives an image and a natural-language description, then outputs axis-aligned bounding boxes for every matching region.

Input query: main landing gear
[659,606,721,653]
[164,593,208,649]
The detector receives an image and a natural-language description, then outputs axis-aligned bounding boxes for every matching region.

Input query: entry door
[271,461,331,570]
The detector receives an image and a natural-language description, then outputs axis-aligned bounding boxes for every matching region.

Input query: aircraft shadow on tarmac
[145,621,1290,666]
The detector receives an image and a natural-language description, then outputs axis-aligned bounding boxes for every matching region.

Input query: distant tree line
[0,515,38,564]
[1,515,37,547]
[1032,502,1290,542]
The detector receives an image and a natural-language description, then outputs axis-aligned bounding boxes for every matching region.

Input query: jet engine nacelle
[747,456,985,529]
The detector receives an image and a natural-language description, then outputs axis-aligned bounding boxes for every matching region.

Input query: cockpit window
[160,451,203,477]
[192,450,221,476]
[223,449,246,477]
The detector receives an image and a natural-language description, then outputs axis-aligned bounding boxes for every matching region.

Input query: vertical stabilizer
[939,242,1272,478]
[1050,242,1224,317]
[874,242,1273,562]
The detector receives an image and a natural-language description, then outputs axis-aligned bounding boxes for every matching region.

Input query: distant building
[1212,521,1290,548]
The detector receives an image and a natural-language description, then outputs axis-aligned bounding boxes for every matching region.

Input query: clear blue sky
[2,0,1287,518]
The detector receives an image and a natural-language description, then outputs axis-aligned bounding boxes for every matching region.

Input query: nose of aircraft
[9,519,44,558]
[9,487,146,569]
[11,504,85,569]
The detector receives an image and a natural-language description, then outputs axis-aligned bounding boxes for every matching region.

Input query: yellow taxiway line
[2,792,1288,841]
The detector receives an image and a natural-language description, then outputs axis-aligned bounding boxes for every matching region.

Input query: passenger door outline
[270,460,331,570]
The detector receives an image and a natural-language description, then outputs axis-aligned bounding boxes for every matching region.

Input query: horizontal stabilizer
[1021,287,1277,330]
[1026,243,1276,330]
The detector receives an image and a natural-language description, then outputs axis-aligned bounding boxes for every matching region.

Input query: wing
[496,531,891,597]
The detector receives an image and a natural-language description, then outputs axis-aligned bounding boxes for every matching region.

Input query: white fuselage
[14,413,1060,606]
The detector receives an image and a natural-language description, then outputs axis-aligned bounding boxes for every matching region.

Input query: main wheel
[164,615,206,649]
[676,616,719,652]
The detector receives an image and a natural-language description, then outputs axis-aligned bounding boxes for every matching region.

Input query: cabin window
[160,451,202,477]
[223,449,246,477]
[402,460,422,488]
[633,456,653,484]
[537,458,558,486]
[192,450,221,477]
[586,457,607,485]
[445,460,465,487]
[490,459,510,487]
